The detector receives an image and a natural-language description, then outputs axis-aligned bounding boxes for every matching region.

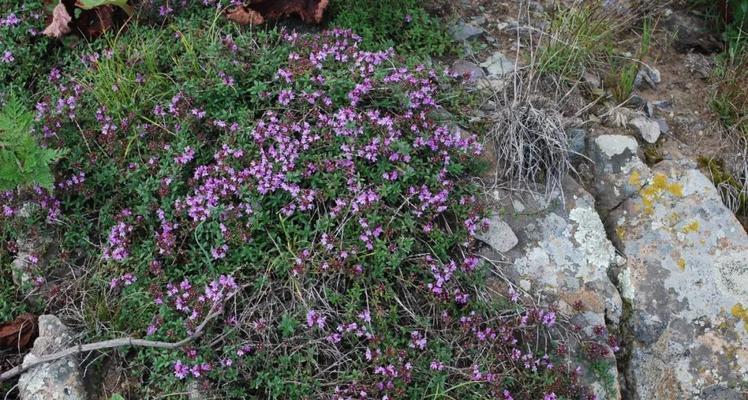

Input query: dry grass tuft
[488,97,572,199]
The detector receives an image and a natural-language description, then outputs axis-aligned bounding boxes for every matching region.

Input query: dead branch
[0,293,233,382]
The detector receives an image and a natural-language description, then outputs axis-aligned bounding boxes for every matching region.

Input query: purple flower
[543,393,557,400]
[103,221,133,262]
[2,51,14,63]
[306,309,326,329]
[409,331,427,350]
[210,244,229,260]
[542,311,556,327]
[173,360,189,379]
[174,146,195,165]
[278,89,295,106]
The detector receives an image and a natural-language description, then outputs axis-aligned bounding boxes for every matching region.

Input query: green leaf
[0,94,66,191]
[75,0,134,15]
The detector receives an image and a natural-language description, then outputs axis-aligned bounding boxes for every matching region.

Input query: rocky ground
[447,1,748,399]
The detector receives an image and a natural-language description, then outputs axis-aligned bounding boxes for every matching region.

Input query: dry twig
[0,293,234,382]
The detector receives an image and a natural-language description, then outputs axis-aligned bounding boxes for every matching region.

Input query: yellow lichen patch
[676,258,686,271]
[616,225,626,240]
[629,170,641,187]
[731,303,748,332]
[640,173,684,214]
[682,220,700,234]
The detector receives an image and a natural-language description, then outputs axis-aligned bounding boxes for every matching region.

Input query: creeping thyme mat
[1,8,600,400]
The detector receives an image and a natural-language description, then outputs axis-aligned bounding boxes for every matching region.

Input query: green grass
[328,0,454,59]
[607,17,654,102]
[535,3,615,78]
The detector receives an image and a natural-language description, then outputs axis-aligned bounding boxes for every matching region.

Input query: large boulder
[483,178,624,399]
[608,159,748,399]
[18,315,87,400]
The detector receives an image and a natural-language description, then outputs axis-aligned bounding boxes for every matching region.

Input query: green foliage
[328,0,453,58]
[0,95,66,190]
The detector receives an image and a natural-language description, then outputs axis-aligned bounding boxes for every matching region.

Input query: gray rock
[476,215,518,253]
[476,77,508,93]
[484,179,624,399]
[18,315,87,400]
[450,22,484,41]
[644,101,655,118]
[480,52,517,76]
[634,65,661,90]
[608,160,748,399]
[656,118,669,134]
[450,60,485,83]
[664,10,723,54]
[653,100,673,111]
[568,128,587,156]
[588,134,652,212]
[685,53,715,80]
[629,115,661,143]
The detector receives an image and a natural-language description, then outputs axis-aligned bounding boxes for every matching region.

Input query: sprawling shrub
[0,9,606,399]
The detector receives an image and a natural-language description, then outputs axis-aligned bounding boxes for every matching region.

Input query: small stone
[476,77,508,92]
[653,100,673,111]
[634,65,661,89]
[627,94,647,109]
[656,118,669,134]
[19,315,87,400]
[475,215,519,253]
[645,101,655,117]
[450,21,484,41]
[450,60,485,82]
[629,115,661,143]
[480,52,517,76]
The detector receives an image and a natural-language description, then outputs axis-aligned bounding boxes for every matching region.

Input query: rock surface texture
[18,315,87,400]
[597,139,748,399]
[588,134,652,214]
[484,178,624,399]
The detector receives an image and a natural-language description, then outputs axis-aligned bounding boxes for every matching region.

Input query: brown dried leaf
[76,5,115,37]
[42,1,73,38]
[228,0,329,25]
[0,313,38,350]
[227,6,265,25]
